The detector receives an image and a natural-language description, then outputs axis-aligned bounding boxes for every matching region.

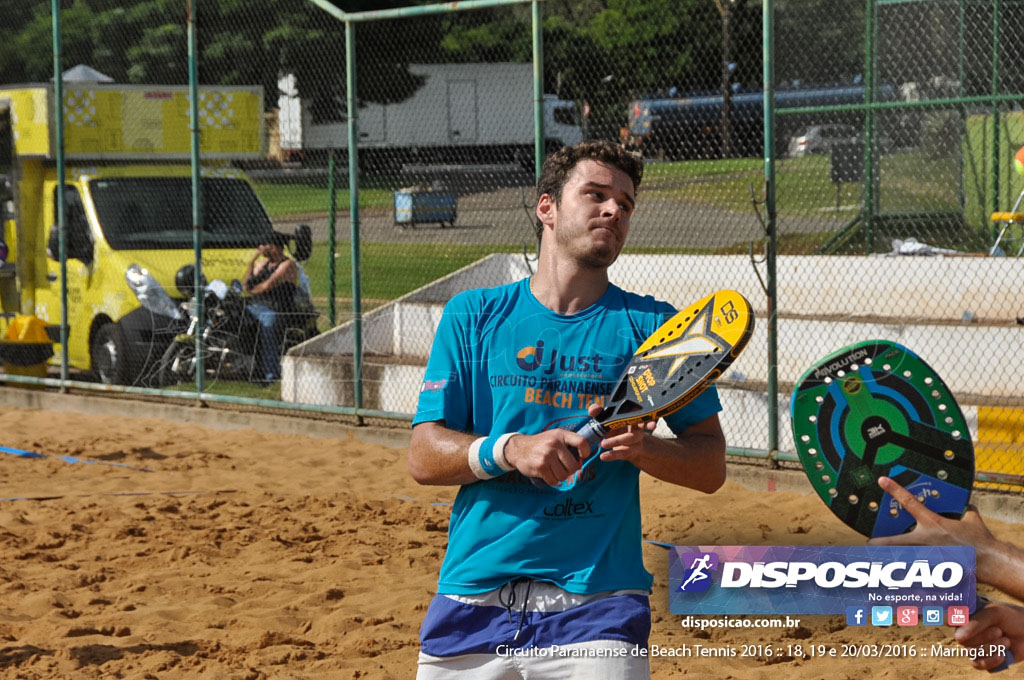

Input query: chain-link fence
[774,0,1024,491]
[0,0,1020,491]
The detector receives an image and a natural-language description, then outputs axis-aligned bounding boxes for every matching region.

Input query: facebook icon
[846,606,867,626]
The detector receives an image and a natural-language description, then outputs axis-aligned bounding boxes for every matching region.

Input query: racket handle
[576,420,609,450]
[990,652,1014,672]
[977,595,1015,673]
[528,420,609,489]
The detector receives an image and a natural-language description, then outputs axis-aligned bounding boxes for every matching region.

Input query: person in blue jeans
[408,140,728,679]
[243,232,300,383]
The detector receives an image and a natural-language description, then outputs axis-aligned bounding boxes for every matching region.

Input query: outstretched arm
[869,476,1024,601]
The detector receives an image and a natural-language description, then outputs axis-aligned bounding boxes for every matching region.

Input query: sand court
[0,403,1021,679]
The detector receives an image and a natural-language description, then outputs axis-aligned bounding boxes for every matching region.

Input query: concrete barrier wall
[610,254,1024,322]
[728,318,1024,398]
[296,252,1024,361]
[284,253,1023,409]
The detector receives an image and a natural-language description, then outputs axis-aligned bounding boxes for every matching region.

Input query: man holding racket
[409,140,727,678]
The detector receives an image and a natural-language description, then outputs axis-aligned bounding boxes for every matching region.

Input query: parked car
[788,124,859,157]
[788,124,893,158]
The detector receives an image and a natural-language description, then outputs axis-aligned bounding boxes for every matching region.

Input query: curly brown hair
[534,140,643,242]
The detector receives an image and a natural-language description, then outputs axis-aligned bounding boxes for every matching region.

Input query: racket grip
[528,420,608,489]
[574,420,609,457]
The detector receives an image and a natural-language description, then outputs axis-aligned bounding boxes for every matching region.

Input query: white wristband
[468,436,494,480]
[468,433,518,480]
[492,432,517,472]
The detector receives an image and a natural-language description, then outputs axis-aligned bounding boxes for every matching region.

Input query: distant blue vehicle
[626,84,898,159]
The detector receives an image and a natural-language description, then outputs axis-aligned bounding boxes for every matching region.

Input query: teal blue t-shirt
[413,279,721,595]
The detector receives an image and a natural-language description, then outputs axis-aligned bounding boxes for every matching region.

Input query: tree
[774,0,865,87]
[0,0,442,116]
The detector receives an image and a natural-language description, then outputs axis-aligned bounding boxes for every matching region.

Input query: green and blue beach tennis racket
[790,340,974,538]
[792,340,1014,671]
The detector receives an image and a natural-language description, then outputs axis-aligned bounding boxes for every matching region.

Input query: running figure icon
[680,553,714,591]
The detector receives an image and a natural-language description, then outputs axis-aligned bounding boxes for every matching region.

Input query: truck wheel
[91,323,130,385]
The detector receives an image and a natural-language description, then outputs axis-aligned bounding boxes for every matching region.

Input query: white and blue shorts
[417,580,652,679]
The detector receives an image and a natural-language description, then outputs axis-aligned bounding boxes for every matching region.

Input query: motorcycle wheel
[155,340,194,388]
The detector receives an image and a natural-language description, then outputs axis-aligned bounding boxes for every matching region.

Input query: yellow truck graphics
[0,81,296,385]
[3,83,263,159]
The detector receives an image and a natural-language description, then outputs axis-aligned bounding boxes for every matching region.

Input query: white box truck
[294,63,583,169]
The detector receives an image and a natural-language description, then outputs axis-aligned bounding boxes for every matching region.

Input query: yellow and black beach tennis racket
[536,289,754,489]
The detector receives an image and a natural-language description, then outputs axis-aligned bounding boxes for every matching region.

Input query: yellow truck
[0,82,306,385]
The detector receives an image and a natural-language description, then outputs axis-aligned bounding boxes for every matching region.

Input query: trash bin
[394,187,457,229]
[0,315,56,381]
[830,141,864,185]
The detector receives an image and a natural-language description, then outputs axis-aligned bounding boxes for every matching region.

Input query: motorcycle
[125,263,319,388]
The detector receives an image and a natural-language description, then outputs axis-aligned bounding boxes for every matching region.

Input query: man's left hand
[584,403,657,463]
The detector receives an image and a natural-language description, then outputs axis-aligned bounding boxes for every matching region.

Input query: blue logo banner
[668,545,976,615]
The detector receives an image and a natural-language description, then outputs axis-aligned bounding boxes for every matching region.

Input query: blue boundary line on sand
[0,444,155,472]
[0,443,240,503]
[0,489,238,503]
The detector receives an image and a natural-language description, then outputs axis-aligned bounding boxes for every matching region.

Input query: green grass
[252,182,394,219]
[644,157,765,179]
[253,152,985,309]
[640,152,962,217]
[303,242,517,302]
[253,151,965,221]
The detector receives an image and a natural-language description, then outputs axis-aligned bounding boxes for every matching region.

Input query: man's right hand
[954,602,1024,671]
[504,430,592,487]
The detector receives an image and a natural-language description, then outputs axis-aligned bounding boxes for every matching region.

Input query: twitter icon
[871,606,893,627]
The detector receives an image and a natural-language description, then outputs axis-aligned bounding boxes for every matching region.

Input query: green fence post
[862,0,877,254]
[51,0,68,390]
[346,19,363,421]
[328,149,337,328]
[958,0,968,226]
[187,0,205,398]
[763,0,779,462]
[532,0,544,179]
[991,0,1002,229]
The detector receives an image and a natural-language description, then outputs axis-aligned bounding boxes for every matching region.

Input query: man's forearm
[409,422,591,488]
[978,539,1024,602]
[408,422,480,486]
[630,431,726,493]
[242,259,257,292]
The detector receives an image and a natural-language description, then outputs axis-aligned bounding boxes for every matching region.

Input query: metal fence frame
[10,0,1021,490]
